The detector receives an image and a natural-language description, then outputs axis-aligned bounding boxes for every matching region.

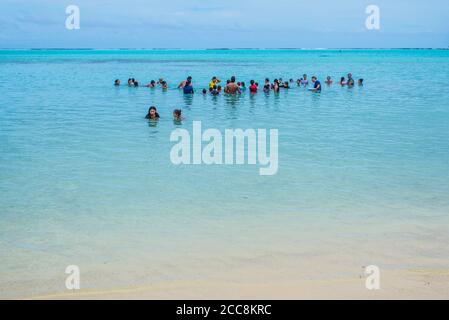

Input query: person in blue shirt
[183,81,194,94]
[311,76,321,93]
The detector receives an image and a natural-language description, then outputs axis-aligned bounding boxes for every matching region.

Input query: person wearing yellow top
[209,76,221,89]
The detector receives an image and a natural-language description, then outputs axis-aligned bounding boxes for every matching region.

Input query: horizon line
[0,47,448,51]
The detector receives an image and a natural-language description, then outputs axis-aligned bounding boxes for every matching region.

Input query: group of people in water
[114,73,363,122]
[114,73,363,95]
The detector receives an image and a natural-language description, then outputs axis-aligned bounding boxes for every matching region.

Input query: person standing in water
[249,80,258,93]
[209,77,221,89]
[178,76,192,89]
[325,76,333,85]
[114,79,121,86]
[311,76,321,93]
[347,73,355,86]
[224,76,241,94]
[272,79,280,92]
[183,81,194,94]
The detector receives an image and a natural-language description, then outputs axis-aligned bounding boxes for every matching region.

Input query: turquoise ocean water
[0,50,448,298]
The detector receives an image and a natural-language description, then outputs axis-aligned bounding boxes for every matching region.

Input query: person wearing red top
[249,80,258,93]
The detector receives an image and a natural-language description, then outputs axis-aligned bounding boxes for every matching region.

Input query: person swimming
[249,80,258,93]
[161,81,168,90]
[358,79,364,86]
[114,79,121,86]
[128,78,133,86]
[145,106,160,120]
[202,88,208,95]
[284,81,290,89]
[340,77,347,86]
[311,76,321,93]
[296,79,302,86]
[183,81,194,94]
[325,76,333,85]
[134,80,139,87]
[173,109,184,122]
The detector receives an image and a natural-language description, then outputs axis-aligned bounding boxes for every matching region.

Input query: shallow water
[1,49,449,298]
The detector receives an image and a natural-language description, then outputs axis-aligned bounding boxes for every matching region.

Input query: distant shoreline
[0,47,448,51]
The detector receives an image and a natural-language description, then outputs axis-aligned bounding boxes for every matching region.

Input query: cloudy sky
[0,0,448,48]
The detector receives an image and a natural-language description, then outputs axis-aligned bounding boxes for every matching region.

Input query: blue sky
[0,0,448,48]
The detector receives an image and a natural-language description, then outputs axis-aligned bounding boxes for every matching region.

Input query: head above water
[173,109,182,118]
[147,106,160,119]
[231,76,236,83]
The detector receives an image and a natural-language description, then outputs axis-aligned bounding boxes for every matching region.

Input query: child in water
[173,109,184,122]
[145,106,160,120]
[211,85,219,96]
